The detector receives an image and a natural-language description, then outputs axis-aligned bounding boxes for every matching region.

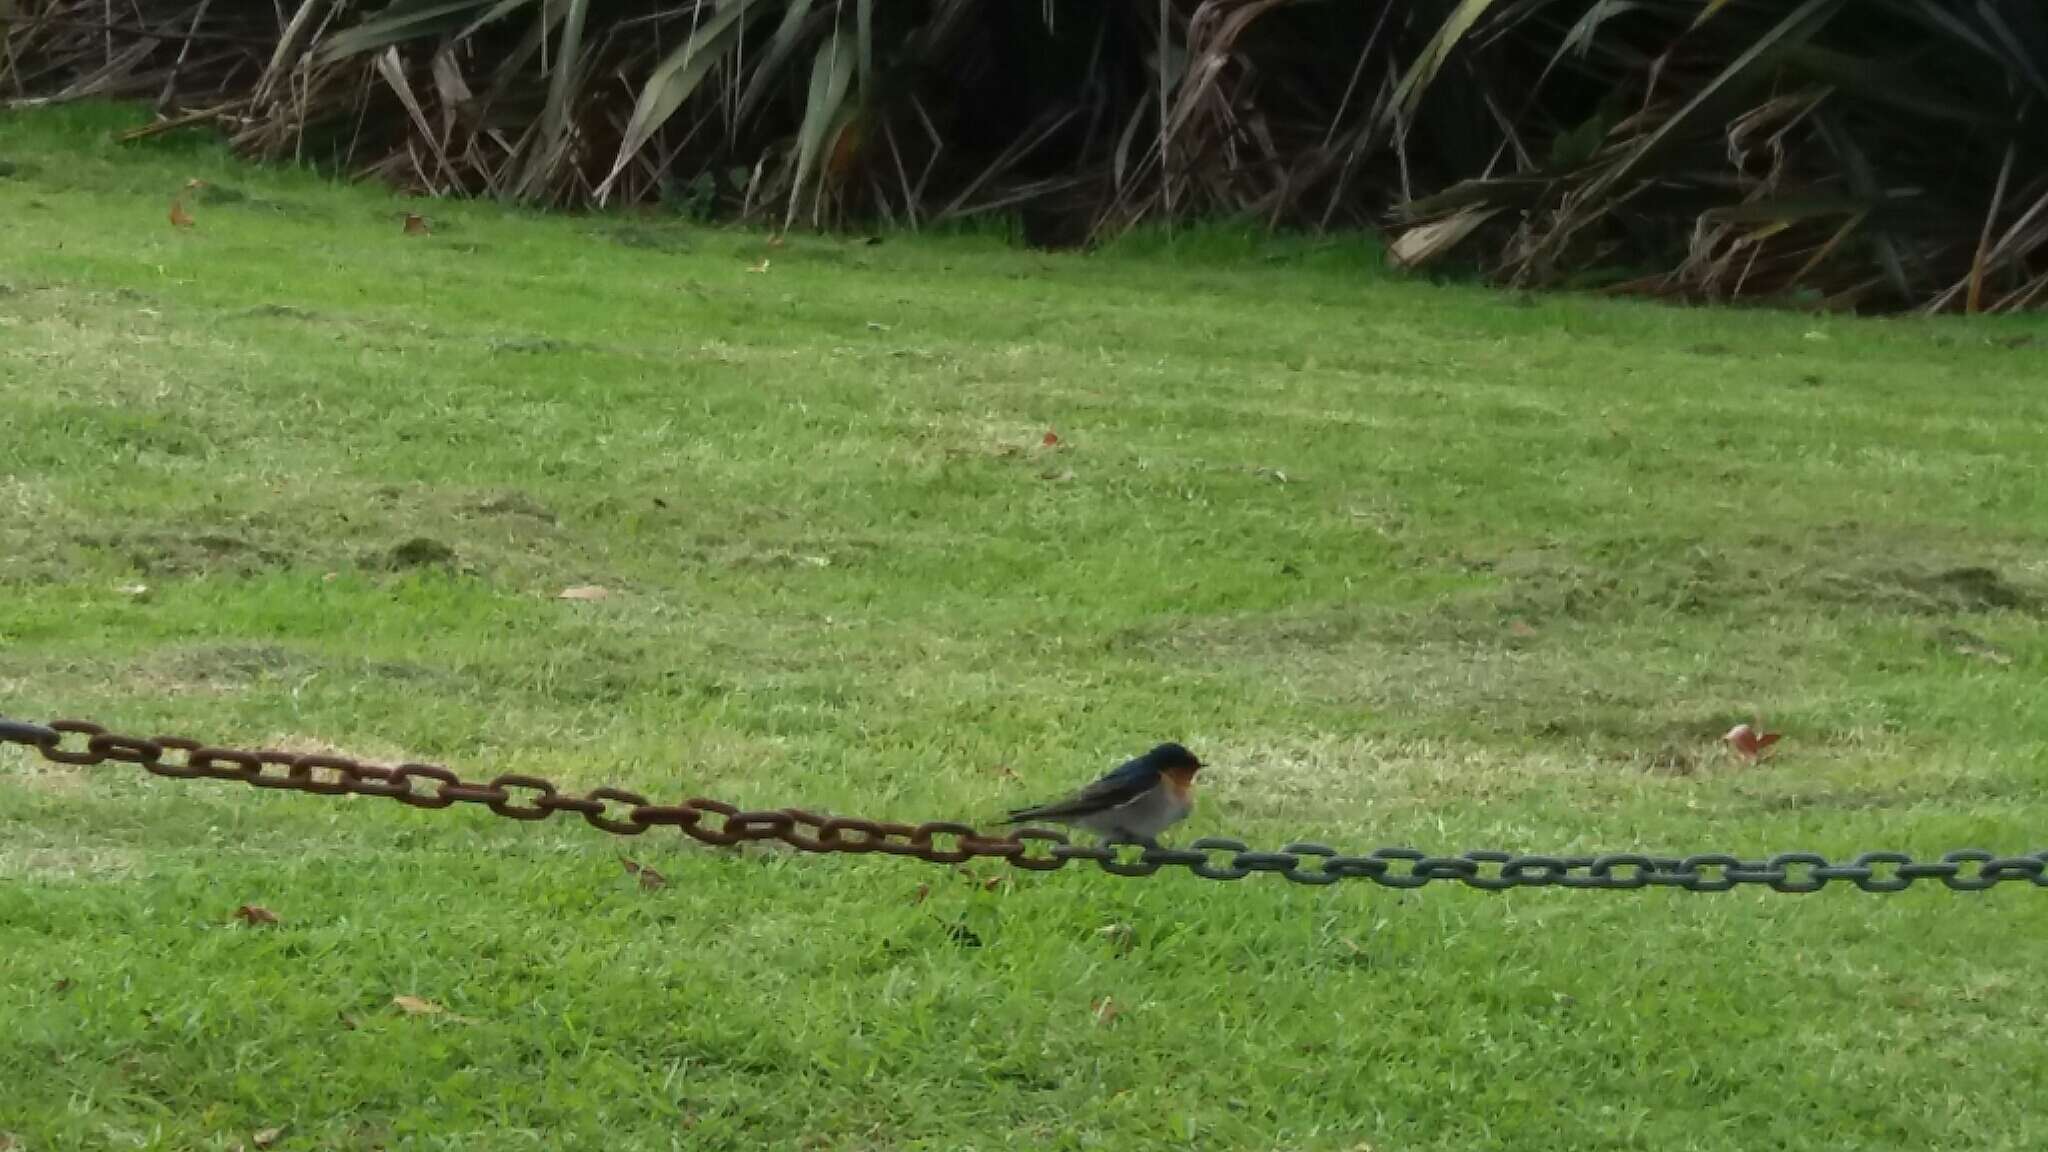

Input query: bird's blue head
[1141,742,1203,775]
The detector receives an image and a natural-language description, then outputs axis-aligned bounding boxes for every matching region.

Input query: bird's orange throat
[1161,765,1198,803]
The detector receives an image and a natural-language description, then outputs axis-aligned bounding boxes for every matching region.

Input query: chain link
[4,716,2043,892]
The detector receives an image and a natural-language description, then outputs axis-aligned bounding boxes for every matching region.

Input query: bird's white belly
[1072,784,1191,842]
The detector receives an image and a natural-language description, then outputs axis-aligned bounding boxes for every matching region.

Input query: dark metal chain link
[4,716,2044,893]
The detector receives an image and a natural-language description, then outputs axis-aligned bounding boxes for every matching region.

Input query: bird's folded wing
[1007,764,1152,820]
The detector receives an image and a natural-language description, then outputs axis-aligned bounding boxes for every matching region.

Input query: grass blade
[736,0,816,127]
[784,25,855,229]
[600,0,771,199]
[316,0,502,62]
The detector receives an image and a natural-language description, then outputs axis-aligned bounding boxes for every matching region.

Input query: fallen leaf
[620,857,666,890]
[338,1012,359,1030]
[0,1133,17,1151]
[253,1127,284,1149]
[987,762,1021,782]
[556,584,610,601]
[392,995,445,1016]
[403,213,431,235]
[169,198,194,228]
[767,235,785,248]
[954,868,1004,892]
[118,583,149,598]
[52,978,72,993]
[1507,619,1537,638]
[1041,430,1060,448]
[1091,997,1120,1025]
[1039,469,1075,482]
[235,904,281,927]
[749,259,771,273]
[910,883,930,905]
[866,321,890,332]
[1722,723,1783,762]
[1388,207,1499,269]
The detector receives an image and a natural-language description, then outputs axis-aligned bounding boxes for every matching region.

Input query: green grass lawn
[3,103,2047,1151]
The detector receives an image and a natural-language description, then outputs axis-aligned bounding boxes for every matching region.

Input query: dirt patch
[1812,563,2040,617]
[254,731,426,766]
[162,643,299,684]
[375,536,459,570]
[232,303,320,321]
[79,529,296,577]
[0,819,141,880]
[1476,543,1784,622]
[488,336,570,355]
[1746,774,2030,814]
[472,490,556,523]
[1,752,92,797]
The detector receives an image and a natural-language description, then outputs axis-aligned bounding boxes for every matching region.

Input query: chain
[4,716,2045,893]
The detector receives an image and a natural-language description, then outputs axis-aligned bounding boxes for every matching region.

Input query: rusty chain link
[4,715,2045,893]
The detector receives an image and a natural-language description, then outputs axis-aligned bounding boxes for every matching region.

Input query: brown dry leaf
[766,235,786,248]
[910,883,930,905]
[235,904,281,927]
[169,198,194,229]
[951,866,1004,892]
[1041,430,1060,448]
[253,1127,284,1149]
[620,857,667,890]
[392,995,445,1016]
[53,977,73,993]
[1090,997,1120,1025]
[1507,619,1537,638]
[1722,723,1783,762]
[556,584,610,601]
[403,213,431,235]
[749,258,771,273]
[1387,206,1498,269]
[0,1133,17,1151]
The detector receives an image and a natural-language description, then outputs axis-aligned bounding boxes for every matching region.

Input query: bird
[1000,742,1203,844]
